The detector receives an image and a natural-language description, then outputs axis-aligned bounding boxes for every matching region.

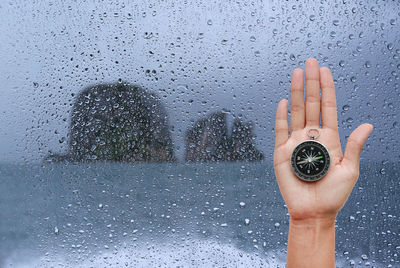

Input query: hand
[273,58,373,223]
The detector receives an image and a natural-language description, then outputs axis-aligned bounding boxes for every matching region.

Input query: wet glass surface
[0,1,399,267]
[1,163,399,267]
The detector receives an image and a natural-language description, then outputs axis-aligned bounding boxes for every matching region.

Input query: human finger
[342,123,374,177]
[290,68,305,132]
[275,99,289,148]
[320,67,338,131]
[305,58,321,127]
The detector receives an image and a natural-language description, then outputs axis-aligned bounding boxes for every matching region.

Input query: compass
[290,129,330,182]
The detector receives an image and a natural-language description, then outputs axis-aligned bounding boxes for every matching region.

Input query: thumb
[342,123,374,172]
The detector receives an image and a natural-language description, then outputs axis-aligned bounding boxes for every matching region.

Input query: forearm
[287,215,336,268]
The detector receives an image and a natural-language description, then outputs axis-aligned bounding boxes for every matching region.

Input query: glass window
[1,1,399,267]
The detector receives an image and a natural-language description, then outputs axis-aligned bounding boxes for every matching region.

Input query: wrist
[289,214,337,229]
[287,214,336,268]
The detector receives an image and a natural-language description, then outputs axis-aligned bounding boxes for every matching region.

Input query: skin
[273,58,373,267]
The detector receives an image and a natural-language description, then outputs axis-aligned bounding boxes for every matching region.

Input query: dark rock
[185,111,264,162]
[46,81,176,162]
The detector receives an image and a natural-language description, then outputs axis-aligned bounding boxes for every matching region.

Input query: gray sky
[0,1,399,163]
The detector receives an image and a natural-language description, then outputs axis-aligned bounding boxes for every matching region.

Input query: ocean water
[0,162,399,267]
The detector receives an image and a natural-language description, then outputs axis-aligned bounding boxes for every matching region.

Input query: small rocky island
[185,111,264,162]
[46,81,176,162]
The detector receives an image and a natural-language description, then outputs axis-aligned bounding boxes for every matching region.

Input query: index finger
[320,67,338,130]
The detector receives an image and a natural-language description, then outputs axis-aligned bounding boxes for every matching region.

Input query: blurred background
[0,1,399,267]
[1,1,398,164]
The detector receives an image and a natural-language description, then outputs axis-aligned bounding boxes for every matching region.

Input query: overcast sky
[0,1,399,163]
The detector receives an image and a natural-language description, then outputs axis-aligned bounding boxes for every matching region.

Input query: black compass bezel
[290,140,331,182]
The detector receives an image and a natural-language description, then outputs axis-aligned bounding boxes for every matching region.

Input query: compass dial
[290,140,330,182]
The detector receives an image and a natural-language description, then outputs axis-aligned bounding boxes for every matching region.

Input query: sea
[0,161,399,267]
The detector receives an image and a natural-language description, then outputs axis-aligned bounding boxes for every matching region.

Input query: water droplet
[387,43,394,50]
[289,54,296,61]
[220,223,228,227]
[245,219,250,225]
[309,15,316,21]
[365,61,371,68]
[143,32,154,39]
[333,20,339,26]
[274,222,280,227]
[207,19,213,26]
[33,82,39,88]
[349,215,355,222]
[339,60,345,67]
[239,201,246,208]
[342,105,350,111]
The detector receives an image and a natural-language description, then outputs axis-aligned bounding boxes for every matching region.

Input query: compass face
[290,140,330,182]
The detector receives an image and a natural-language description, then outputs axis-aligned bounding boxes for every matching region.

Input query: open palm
[273,58,373,221]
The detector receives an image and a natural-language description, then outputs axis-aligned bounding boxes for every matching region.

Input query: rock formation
[46,81,176,162]
[185,111,264,162]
